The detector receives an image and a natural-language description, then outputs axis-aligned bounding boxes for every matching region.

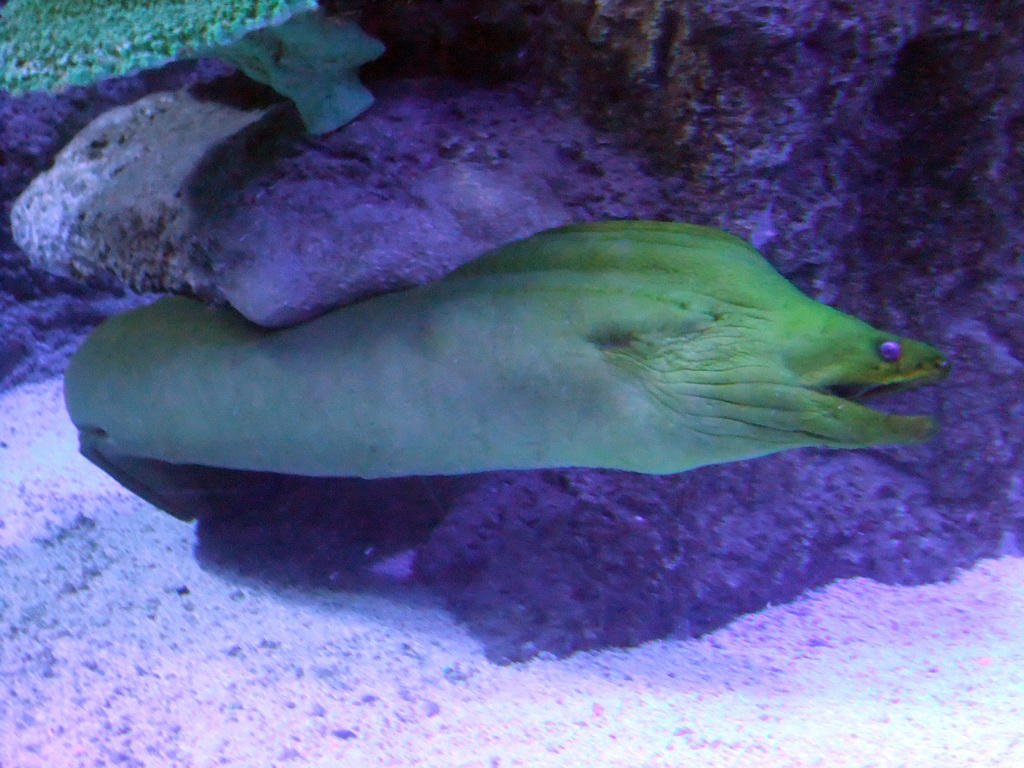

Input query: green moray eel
[65,221,949,492]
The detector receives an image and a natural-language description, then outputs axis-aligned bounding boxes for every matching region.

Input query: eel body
[65,221,949,485]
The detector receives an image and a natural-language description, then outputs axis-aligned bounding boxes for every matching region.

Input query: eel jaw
[809,357,950,446]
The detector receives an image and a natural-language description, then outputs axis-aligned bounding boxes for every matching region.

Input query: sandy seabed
[1,378,1021,768]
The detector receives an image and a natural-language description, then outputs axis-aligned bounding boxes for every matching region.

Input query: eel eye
[878,340,903,362]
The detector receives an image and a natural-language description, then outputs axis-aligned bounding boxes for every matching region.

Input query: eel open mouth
[827,379,927,401]
[823,355,950,412]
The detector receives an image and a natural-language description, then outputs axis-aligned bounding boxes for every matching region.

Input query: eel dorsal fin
[448,221,786,285]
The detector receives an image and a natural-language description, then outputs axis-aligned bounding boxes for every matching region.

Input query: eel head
[776,305,950,446]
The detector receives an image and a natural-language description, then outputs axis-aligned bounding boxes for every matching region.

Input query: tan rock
[11,91,266,297]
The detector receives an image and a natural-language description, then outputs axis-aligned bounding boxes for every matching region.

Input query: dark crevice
[651,4,681,87]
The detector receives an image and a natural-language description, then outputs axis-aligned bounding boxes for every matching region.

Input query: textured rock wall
[368,1,1022,266]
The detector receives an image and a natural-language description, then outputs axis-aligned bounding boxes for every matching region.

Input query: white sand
[1,378,1022,768]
